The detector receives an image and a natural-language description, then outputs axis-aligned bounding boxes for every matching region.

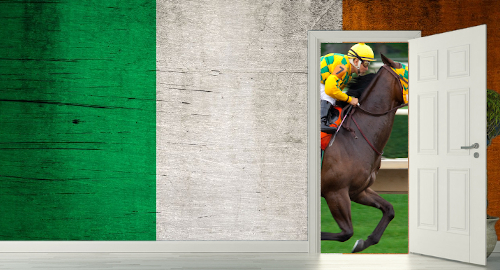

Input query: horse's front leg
[350,187,395,253]
[321,189,354,242]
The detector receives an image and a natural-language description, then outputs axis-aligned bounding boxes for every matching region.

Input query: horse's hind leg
[321,190,354,242]
[350,188,395,253]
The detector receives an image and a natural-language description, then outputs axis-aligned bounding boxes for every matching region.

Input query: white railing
[396,109,408,115]
[380,158,408,169]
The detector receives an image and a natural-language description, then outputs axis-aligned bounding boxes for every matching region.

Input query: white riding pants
[320,83,336,106]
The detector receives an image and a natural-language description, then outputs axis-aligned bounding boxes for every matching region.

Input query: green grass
[321,194,408,253]
[383,115,408,158]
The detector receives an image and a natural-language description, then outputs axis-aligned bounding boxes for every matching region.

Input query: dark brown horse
[321,54,407,253]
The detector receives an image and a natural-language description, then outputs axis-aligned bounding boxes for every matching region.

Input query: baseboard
[0,241,309,253]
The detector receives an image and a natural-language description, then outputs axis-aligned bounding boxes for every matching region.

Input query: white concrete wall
[156,0,342,240]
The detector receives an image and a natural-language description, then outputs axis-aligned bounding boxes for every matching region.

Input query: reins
[351,115,383,156]
[342,65,408,156]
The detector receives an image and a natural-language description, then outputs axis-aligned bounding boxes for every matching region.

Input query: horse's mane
[336,73,377,108]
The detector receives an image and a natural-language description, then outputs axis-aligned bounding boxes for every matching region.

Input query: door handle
[461,143,479,149]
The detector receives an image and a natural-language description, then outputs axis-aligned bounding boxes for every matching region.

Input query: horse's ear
[380,54,400,68]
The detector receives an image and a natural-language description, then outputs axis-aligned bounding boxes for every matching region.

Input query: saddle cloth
[321,106,343,150]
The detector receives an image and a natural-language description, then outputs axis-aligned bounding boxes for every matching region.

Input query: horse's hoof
[351,239,365,253]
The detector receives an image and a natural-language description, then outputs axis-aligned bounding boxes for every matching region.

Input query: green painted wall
[0,0,156,240]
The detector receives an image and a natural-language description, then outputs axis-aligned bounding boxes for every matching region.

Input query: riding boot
[321,100,337,134]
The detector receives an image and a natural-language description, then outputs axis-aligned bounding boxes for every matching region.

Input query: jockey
[320,43,376,134]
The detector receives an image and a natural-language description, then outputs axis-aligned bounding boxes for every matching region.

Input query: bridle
[341,64,409,156]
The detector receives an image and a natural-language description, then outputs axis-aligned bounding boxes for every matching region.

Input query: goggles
[349,48,372,68]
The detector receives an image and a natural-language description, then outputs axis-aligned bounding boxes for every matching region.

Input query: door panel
[417,92,438,154]
[447,169,469,235]
[417,168,438,231]
[447,89,469,155]
[409,25,487,265]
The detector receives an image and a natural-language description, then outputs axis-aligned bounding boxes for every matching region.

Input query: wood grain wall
[3,0,494,243]
[156,0,342,240]
[0,0,344,241]
[343,0,500,239]
[0,1,156,240]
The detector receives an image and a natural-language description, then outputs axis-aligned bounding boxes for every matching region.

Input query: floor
[0,252,498,270]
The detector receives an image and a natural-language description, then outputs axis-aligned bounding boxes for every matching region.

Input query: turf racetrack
[321,194,408,253]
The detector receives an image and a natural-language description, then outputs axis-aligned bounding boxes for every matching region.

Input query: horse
[321,54,408,253]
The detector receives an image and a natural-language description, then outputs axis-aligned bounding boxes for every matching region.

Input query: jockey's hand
[349,97,359,107]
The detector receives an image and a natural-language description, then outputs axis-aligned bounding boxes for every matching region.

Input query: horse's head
[381,54,402,69]
[381,54,409,104]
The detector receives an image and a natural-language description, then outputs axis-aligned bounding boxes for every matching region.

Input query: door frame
[307,30,421,253]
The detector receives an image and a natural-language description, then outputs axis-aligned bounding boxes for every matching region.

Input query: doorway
[309,26,487,265]
[319,42,409,253]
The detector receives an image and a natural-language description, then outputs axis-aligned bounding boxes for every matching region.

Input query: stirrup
[320,100,338,134]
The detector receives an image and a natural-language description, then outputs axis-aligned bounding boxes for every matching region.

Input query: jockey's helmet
[348,43,376,62]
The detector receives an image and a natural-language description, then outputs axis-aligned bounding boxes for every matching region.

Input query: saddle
[321,106,343,150]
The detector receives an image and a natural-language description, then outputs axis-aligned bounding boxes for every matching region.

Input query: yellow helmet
[348,43,375,62]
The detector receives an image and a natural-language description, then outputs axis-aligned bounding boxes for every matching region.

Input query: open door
[409,25,487,265]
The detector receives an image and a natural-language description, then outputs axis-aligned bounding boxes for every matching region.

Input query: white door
[409,25,487,265]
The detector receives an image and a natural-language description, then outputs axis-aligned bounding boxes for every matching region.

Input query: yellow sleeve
[324,75,351,103]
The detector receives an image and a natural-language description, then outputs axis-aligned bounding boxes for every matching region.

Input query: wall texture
[343,0,500,239]
[0,0,343,241]
[3,0,493,243]
[156,0,342,240]
[0,0,156,240]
